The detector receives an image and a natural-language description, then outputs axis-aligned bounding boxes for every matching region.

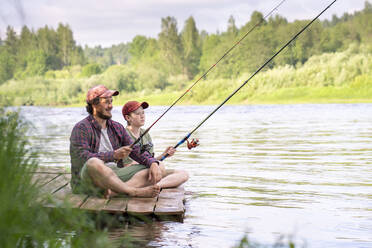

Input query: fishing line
[160,0,338,161]
[130,0,287,148]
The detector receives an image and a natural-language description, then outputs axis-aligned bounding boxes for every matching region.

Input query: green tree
[351,1,372,43]
[16,26,37,74]
[158,16,184,75]
[16,50,48,78]
[0,27,18,82]
[0,48,15,84]
[70,45,85,65]
[198,34,221,76]
[4,26,19,56]
[250,11,265,26]
[36,25,61,69]
[57,23,76,66]
[227,15,238,34]
[181,16,201,79]
[110,43,130,65]
[129,35,148,61]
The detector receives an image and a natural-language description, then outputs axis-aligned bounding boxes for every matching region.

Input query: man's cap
[86,85,119,103]
[122,101,149,116]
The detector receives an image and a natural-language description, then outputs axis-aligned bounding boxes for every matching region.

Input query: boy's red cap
[122,101,149,116]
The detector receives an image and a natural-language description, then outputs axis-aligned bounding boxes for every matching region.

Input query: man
[70,84,162,198]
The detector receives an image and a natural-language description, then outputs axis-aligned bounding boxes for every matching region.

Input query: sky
[0,0,368,47]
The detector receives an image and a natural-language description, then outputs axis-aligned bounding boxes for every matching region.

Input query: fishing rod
[160,0,338,161]
[129,0,287,149]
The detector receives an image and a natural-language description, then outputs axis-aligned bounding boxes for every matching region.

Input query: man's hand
[148,162,162,184]
[114,146,132,160]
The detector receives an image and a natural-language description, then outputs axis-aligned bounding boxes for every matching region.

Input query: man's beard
[96,110,112,120]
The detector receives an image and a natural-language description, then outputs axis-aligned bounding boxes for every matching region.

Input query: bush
[101,65,137,92]
[81,63,103,78]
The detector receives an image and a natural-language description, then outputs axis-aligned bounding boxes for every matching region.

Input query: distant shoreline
[1,45,371,108]
[12,96,372,108]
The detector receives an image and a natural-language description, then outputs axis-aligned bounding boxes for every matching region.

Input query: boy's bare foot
[131,185,161,197]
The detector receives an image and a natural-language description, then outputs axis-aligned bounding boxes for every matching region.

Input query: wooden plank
[34,166,69,174]
[31,173,59,187]
[31,167,186,221]
[154,195,185,216]
[49,183,87,208]
[40,174,71,194]
[80,196,108,211]
[127,197,157,215]
[102,198,128,213]
[158,188,185,201]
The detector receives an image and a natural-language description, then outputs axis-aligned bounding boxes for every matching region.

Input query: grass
[234,234,298,248]
[0,108,115,248]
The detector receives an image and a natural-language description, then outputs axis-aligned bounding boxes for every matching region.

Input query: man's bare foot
[131,185,161,197]
[104,188,118,199]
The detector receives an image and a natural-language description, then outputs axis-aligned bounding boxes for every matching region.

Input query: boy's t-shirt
[123,128,154,165]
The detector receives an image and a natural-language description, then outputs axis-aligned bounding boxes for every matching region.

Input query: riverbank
[1,44,371,107]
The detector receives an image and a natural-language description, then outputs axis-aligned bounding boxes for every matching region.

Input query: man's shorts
[79,162,147,196]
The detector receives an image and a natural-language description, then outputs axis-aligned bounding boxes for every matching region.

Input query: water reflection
[19,104,372,248]
[108,221,164,247]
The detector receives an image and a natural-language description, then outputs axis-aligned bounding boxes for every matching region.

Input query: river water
[19,104,372,248]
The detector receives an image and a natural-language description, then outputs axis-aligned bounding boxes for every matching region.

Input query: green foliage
[158,16,184,75]
[0,23,84,83]
[101,65,137,92]
[0,48,15,84]
[57,23,76,66]
[132,62,169,90]
[84,43,130,68]
[129,35,149,61]
[181,16,201,79]
[233,234,298,248]
[0,43,371,106]
[0,109,113,248]
[14,50,49,79]
[81,63,102,77]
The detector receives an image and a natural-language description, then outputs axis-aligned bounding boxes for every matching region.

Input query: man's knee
[86,157,103,166]
[86,157,112,177]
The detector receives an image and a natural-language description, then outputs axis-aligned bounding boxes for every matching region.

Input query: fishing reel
[186,138,200,150]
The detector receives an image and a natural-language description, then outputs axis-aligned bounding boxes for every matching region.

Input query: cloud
[0,0,368,46]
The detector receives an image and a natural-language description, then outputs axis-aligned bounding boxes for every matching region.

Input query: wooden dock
[32,166,186,222]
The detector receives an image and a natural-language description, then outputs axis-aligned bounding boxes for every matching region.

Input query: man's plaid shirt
[70,115,157,190]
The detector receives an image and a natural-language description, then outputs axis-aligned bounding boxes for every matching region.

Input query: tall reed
[0,108,113,248]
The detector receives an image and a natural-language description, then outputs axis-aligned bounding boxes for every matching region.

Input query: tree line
[0,24,85,84]
[0,1,371,86]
